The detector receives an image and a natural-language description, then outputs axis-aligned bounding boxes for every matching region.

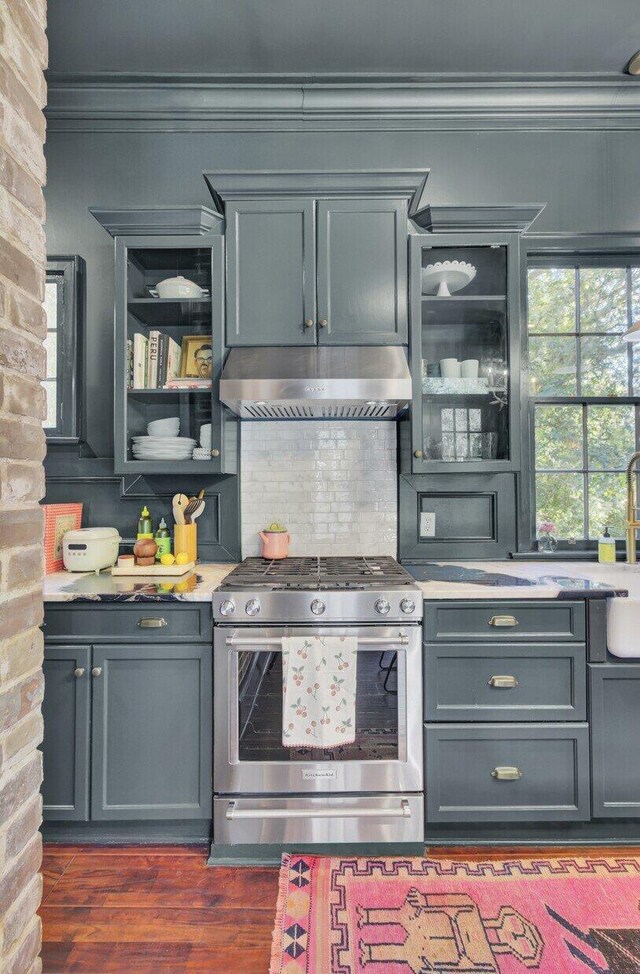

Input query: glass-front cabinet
[114,232,236,475]
[410,232,521,472]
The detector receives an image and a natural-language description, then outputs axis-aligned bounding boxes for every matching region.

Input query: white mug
[440,358,461,379]
[461,359,479,379]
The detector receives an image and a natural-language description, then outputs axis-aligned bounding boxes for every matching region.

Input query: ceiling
[46,0,640,78]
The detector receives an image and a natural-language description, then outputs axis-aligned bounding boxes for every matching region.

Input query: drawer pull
[488,674,519,689]
[137,617,167,628]
[489,615,519,628]
[491,766,522,781]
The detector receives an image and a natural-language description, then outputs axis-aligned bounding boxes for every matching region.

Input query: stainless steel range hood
[220,346,412,419]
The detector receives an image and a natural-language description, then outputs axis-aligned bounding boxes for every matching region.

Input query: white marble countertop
[43,562,238,602]
[410,560,633,600]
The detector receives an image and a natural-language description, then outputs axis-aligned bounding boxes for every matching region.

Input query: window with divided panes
[527,258,640,544]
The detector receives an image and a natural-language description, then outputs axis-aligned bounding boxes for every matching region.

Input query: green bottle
[137,505,153,540]
[155,517,171,560]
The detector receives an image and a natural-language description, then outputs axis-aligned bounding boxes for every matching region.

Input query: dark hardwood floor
[40,842,640,973]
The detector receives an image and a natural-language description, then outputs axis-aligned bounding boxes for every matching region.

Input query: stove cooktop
[219,556,415,591]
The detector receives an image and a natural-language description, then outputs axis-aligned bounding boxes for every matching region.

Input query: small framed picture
[179,335,213,380]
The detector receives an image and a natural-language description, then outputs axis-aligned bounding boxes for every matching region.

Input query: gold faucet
[626,451,640,564]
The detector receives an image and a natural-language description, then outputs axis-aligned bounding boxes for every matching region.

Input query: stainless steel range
[213,556,424,845]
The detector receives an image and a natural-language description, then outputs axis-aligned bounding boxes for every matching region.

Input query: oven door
[214,625,423,795]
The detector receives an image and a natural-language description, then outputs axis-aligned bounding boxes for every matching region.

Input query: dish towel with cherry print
[281,635,357,748]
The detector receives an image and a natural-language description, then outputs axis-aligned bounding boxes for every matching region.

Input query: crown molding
[204,169,429,210]
[411,203,546,233]
[89,205,223,236]
[45,73,640,133]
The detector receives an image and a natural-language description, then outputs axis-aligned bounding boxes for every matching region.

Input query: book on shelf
[147,330,161,388]
[131,331,182,389]
[126,338,133,389]
[164,378,212,390]
[132,333,148,388]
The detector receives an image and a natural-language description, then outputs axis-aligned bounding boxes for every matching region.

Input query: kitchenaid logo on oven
[303,385,326,392]
[302,769,337,780]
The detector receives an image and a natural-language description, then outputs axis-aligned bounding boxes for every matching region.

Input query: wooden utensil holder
[174,523,197,563]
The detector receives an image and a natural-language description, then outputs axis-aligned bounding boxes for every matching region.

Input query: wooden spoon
[172,493,188,526]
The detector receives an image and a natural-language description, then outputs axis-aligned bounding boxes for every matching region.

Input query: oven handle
[225,634,409,647]
[225,800,411,820]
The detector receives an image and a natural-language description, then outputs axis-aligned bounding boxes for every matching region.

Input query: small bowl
[147,417,180,437]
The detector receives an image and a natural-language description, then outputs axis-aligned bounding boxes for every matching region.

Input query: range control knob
[219,599,236,617]
[245,598,261,617]
[375,598,391,615]
[310,599,326,616]
[400,598,416,614]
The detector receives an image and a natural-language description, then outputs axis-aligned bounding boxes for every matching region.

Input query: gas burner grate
[220,556,415,590]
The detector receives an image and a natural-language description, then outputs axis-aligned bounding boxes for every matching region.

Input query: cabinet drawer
[425,722,590,823]
[44,604,211,642]
[425,642,586,722]
[424,601,585,642]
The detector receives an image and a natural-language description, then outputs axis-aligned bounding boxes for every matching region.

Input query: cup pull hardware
[489,615,519,628]
[488,675,519,688]
[137,618,167,628]
[491,766,522,781]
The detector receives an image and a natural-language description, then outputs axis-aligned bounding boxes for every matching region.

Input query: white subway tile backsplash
[241,421,397,557]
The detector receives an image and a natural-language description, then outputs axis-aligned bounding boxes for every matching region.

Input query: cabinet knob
[74,667,85,678]
[414,450,423,459]
[488,674,518,689]
[210,448,220,458]
[91,667,103,678]
[304,318,314,329]
[491,766,522,781]
[318,318,328,328]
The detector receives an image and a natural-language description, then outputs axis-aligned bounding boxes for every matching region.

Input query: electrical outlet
[420,512,436,537]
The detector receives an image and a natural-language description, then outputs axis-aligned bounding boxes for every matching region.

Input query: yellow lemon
[160,553,175,567]
[175,551,190,565]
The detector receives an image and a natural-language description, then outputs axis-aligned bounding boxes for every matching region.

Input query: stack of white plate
[132,436,196,460]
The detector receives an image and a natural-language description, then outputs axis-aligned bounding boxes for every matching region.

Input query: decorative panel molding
[45,74,640,133]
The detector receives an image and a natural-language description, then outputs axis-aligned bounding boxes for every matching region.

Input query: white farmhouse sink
[607,567,640,658]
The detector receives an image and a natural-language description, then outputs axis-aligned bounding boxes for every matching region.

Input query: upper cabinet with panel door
[204,170,430,347]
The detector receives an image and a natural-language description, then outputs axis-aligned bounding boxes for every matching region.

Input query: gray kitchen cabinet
[425,722,590,823]
[410,231,522,474]
[113,230,236,476]
[425,642,587,722]
[424,600,585,643]
[90,643,212,820]
[42,645,91,821]
[590,663,640,818]
[226,199,317,346]
[316,199,407,345]
[225,196,408,346]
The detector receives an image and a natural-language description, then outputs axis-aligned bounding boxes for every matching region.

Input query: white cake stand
[422,260,476,297]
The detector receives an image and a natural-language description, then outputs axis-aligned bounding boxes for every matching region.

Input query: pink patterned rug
[269,853,640,973]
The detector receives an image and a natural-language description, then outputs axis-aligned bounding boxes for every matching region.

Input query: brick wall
[0,1,48,972]
[241,421,397,557]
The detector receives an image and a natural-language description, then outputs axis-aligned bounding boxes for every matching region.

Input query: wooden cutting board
[111,561,195,577]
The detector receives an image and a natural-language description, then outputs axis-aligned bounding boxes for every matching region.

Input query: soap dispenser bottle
[598,526,616,564]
